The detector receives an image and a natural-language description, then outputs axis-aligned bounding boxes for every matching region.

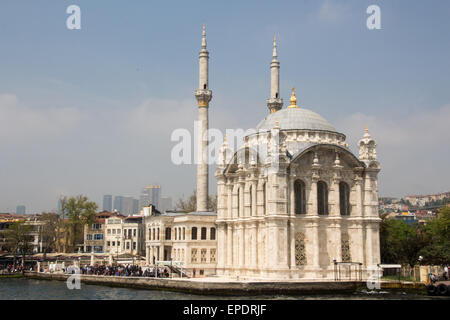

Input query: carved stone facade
[214,91,381,279]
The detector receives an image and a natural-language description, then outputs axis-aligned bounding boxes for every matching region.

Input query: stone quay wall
[24,271,365,296]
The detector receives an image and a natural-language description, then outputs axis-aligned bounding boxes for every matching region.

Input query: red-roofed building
[83,211,125,253]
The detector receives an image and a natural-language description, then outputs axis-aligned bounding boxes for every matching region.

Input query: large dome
[256,107,337,132]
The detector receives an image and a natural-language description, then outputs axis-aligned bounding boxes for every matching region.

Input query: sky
[0,0,449,213]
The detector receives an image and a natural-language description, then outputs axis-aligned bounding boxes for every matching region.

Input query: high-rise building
[133,199,139,214]
[122,196,134,216]
[160,197,173,213]
[16,205,26,215]
[103,195,112,212]
[139,186,161,211]
[113,196,123,213]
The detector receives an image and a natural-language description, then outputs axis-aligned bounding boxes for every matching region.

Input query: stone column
[238,224,244,269]
[244,182,251,218]
[251,223,257,270]
[335,224,342,262]
[227,182,232,219]
[226,224,233,269]
[289,177,295,216]
[308,178,318,216]
[365,223,374,267]
[309,173,320,269]
[251,182,257,217]
[330,177,340,216]
[257,178,265,216]
[232,184,239,219]
[290,221,296,268]
[217,223,225,270]
[354,174,363,217]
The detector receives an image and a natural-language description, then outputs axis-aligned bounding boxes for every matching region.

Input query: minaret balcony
[195,89,212,106]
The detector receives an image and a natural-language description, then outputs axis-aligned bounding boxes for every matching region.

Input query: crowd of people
[38,263,173,278]
[0,263,33,274]
[429,265,449,283]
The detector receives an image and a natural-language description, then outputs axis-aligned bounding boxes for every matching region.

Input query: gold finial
[365,125,369,133]
[223,134,227,142]
[288,87,299,108]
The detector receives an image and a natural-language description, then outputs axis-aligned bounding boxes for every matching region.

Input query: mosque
[159,25,381,280]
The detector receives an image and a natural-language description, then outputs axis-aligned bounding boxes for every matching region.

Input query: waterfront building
[122,215,145,256]
[83,211,118,253]
[0,213,43,253]
[213,37,381,279]
[103,195,113,212]
[104,215,126,256]
[144,207,217,277]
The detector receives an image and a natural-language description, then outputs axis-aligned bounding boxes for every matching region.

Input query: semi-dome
[256,107,337,132]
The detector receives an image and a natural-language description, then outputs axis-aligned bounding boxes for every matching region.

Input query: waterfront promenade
[23,271,425,296]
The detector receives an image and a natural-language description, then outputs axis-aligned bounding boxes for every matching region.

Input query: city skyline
[1,1,450,213]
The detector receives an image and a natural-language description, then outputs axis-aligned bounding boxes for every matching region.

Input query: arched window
[294,179,306,214]
[339,182,350,216]
[165,227,171,240]
[201,227,207,240]
[317,181,328,215]
[191,227,197,240]
[210,227,216,240]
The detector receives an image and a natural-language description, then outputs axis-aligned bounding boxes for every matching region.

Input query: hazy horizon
[1,1,449,213]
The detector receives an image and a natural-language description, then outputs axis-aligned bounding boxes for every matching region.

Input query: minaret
[195,24,212,212]
[267,35,283,113]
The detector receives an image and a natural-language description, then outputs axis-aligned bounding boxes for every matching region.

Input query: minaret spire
[272,35,277,58]
[202,23,207,50]
[267,35,283,114]
[195,24,212,212]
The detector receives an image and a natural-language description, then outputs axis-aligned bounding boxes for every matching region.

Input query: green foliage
[380,206,450,266]
[40,212,60,257]
[61,195,98,252]
[4,221,34,265]
[418,206,450,265]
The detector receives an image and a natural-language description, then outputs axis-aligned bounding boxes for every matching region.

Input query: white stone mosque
[185,25,381,280]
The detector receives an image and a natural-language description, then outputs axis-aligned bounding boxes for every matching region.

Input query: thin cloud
[335,104,450,196]
[318,0,351,23]
[0,94,82,144]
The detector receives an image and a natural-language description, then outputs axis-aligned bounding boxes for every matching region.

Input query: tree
[176,190,217,212]
[418,206,450,265]
[380,217,425,266]
[4,221,34,268]
[62,195,98,252]
[40,212,60,259]
[380,206,450,266]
